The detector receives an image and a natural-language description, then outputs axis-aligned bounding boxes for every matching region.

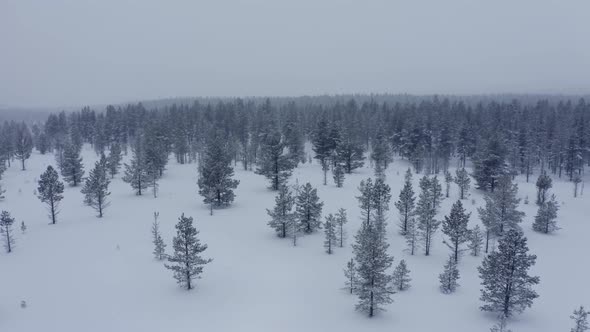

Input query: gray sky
[1,0,589,108]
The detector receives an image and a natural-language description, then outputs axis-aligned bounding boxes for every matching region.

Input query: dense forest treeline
[0,96,588,188]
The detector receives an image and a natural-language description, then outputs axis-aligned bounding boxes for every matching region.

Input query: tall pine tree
[81,153,111,217]
[37,165,65,224]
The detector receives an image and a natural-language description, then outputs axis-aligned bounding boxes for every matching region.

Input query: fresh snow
[1,147,588,332]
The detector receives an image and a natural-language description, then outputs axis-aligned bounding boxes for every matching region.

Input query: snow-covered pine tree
[444,170,453,198]
[472,136,508,192]
[454,167,471,200]
[123,137,149,195]
[107,143,123,178]
[256,130,294,190]
[312,119,333,185]
[282,108,305,166]
[395,168,416,235]
[442,200,471,263]
[332,162,345,187]
[37,165,65,224]
[570,306,590,332]
[198,132,240,214]
[439,255,460,294]
[81,153,111,217]
[344,258,356,294]
[405,216,418,255]
[323,213,337,254]
[490,175,525,235]
[0,210,15,253]
[267,185,295,238]
[392,259,411,291]
[152,212,167,260]
[165,214,212,290]
[20,221,26,234]
[335,129,365,174]
[335,208,348,247]
[468,225,484,256]
[370,129,392,174]
[371,177,391,231]
[295,182,324,234]
[535,172,553,205]
[357,178,374,227]
[478,229,539,317]
[0,182,5,200]
[14,123,33,170]
[532,194,559,234]
[416,176,443,256]
[60,141,85,186]
[352,217,394,317]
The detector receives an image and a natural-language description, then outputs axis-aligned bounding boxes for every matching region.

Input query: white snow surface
[0,147,588,332]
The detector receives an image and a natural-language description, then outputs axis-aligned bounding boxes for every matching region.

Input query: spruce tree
[37,165,65,224]
[266,185,295,238]
[442,200,471,263]
[107,143,123,178]
[256,131,294,190]
[20,221,26,234]
[405,216,418,255]
[81,153,111,217]
[14,123,33,170]
[478,229,539,317]
[392,259,411,291]
[491,175,525,235]
[312,119,333,185]
[344,258,356,294]
[295,183,324,233]
[123,138,149,195]
[395,168,416,235]
[472,136,508,192]
[439,255,460,294]
[335,130,365,174]
[444,170,453,198]
[323,213,337,254]
[570,306,590,332]
[454,167,471,199]
[352,220,394,317]
[165,214,212,290]
[370,129,392,174]
[61,142,85,186]
[468,225,484,256]
[152,212,167,260]
[535,172,553,205]
[332,162,345,187]
[357,178,374,227]
[335,208,348,248]
[532,194,559,234]
[0,210,15,253]
[371,177,391,230]
[198,133,240,214]
[416,176,443,256]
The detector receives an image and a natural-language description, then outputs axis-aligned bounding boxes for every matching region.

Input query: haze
[1,0,589,108]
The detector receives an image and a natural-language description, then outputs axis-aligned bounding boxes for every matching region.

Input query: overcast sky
[1,0,589,108]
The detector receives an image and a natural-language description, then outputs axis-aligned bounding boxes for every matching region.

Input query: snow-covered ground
[0,147,587,332]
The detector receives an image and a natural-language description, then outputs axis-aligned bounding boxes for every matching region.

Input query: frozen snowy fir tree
[442,200,471,263]
[392,259,411,291]
[197,131,240,214]
[165,214,212,290]
[81,153,111,217]
[454,167,471,200]
[343,258,356,294]
[416,175,443,256]
[60,141,85,186]
[0,210,16,253]
[267,185,296,239]
[478,229,539,317]
[123,137,149,195]
[256,130,294,190]
[396,168,416,235]
[335,208,348,248]
[151,212,167,260]
[295,182,324,234]
[323,213,337,254]
[532,194,560,234]
[468,225,484,257]
[439,255,460,294]
[37,165,65,224]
